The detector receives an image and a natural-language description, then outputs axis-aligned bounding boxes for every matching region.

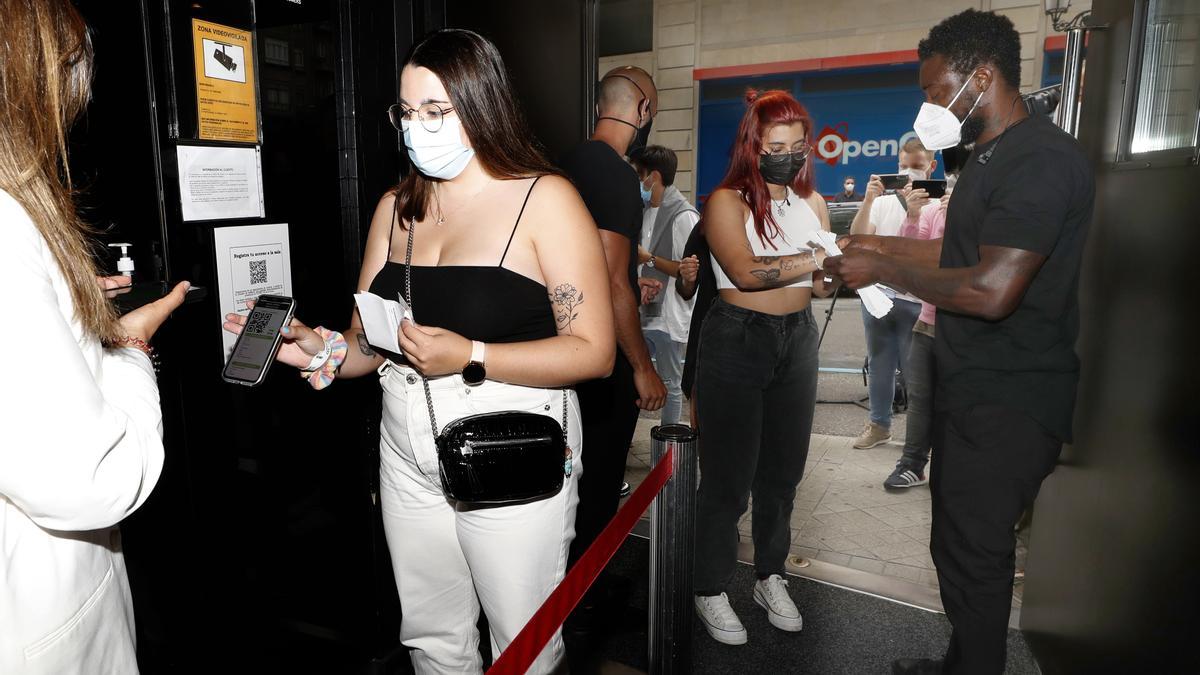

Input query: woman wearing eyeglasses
[224,29,613,674]
[691,89,835,646]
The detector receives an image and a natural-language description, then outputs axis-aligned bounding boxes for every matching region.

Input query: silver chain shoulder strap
[401,217,568,443]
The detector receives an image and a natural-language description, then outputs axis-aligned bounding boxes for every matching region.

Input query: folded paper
[809,230,894,319]
[353,291,412,353]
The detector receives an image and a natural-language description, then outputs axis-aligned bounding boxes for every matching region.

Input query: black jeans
[693,300,818,595]
[570,352,640,568]
[899,328,935,471]
[930,403,1061,675]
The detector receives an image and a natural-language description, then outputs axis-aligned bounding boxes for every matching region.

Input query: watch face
[462,361,486,385]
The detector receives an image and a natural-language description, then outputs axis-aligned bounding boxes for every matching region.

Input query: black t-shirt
[560,140,643,295]
[935,114,1094,442]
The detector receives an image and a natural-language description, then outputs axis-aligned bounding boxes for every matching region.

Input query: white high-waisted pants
[378,363,582,674]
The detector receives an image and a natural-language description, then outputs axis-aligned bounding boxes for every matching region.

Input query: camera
[213,45,237,72]
[1022,84,1061,117]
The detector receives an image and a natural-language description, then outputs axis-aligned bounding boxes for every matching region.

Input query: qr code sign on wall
[249,259,268,285]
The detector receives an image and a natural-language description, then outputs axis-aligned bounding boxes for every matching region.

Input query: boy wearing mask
[631,145,700,427]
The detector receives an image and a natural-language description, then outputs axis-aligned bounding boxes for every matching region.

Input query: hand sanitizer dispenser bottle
[108,242,135,279]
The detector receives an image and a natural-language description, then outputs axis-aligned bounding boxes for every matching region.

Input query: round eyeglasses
[761,142,811,158]
[388,102,456,133]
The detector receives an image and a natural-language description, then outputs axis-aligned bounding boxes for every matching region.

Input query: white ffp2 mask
[403,115,475,180]
[913,76,982,151]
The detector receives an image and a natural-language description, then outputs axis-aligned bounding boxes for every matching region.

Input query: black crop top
[368,177,557,344]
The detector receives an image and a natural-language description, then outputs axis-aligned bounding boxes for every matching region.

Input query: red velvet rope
[487,447,676,675]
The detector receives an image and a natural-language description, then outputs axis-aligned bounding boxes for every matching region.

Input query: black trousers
[569,352,640,567]
[692,300,818,594]
[899,329,935,471]
[930,403,1061,675]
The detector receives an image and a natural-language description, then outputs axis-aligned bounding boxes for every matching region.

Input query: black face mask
[629,116,653,154]
[596,114,653,155]
[758,151,807,186]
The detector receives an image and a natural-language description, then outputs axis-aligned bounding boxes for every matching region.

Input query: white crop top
[713,187,818,290]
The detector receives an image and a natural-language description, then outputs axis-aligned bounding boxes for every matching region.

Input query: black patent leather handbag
[401,215,570,505]
[435,408,568,504]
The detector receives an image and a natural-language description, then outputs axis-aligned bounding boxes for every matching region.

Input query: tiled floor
[627,422,941,589]
[779,433,939,587]
[626,417,1030,610]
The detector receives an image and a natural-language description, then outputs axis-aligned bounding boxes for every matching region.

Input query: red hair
[716,89,815,249]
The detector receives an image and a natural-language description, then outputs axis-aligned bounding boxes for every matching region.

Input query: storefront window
[264,37,290,66]
[1129,0,1200,154]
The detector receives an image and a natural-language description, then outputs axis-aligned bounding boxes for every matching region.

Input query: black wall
[444,0,596,161]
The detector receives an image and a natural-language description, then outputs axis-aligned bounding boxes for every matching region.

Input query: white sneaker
[753,575,803,632]
[853,421,892,449]
[694,593,748,645]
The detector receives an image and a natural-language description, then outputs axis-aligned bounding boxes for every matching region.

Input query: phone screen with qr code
[222,294,295,386]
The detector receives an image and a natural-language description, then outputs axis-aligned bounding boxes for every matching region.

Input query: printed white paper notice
[354,291,412,354]
[177,145,265,221]
[214,223,292,359]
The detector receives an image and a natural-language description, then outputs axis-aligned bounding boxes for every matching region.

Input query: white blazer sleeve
[0,200,164,531]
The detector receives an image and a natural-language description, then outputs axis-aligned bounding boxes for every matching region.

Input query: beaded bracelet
[809,247,822,271]
[301,327,347,390]
[111,336,161,373]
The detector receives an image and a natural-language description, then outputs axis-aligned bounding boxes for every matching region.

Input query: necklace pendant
[776,204,786,217]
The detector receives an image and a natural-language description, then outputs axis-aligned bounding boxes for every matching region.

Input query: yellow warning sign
[192,19,259,143]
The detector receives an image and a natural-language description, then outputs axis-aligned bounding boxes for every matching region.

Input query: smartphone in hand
[877,174,909,191]
[911,179,947,198]
[222,294,296,386]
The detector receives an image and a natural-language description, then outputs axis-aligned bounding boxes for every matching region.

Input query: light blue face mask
[403,115,475,180]
[639,178,653,206]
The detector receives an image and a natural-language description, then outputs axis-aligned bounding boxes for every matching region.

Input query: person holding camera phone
[224,30,614,674]
[847,137,938,450]
[883,154,963,491]
[2,2,189,671]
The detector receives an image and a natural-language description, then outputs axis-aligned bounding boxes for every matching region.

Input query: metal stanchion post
[1055,26,1086,136]
[648,424,699,675]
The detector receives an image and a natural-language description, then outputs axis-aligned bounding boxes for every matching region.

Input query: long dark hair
[715,89,814,249]
[394,29,560,225]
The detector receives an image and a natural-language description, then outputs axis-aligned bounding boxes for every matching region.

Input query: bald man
[561,67,667,589]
